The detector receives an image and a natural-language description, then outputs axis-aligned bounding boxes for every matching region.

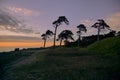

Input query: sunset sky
[0,0,120,49]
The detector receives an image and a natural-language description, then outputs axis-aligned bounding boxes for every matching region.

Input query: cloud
[0,35,41,42]
[0,7,40,34]
[105,12,120,31]
[8,6,40,16]
[0,8,19,27]
[80,19,98,36]
[81,19,93,26]
[80,16,120,36]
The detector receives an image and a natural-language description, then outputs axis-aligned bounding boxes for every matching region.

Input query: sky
[0,0,120,49]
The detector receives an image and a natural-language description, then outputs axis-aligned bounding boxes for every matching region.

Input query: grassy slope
[1,37,120,80]
[0,49,38,79]
[88,36,120,55]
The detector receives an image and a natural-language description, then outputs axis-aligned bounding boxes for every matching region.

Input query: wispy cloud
[0,8,19,27]
[81,19,93,27]
[0,35,41,42]
[80,19,97,36]
[105,12,120,31]
[0,7,40,34]
[8,6,40,16]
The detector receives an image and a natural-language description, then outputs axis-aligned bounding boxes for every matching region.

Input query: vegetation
[0,37,120,80]
[117,31,120,36]
[41,30,53,48]
[88,36,120,55]
[0,49,35,78]
[91,19,110,41]
[57,30,74,46]
[0,15,120,80]
[41,16,118,48]
[77,24,87,46]
[52,16,69,47]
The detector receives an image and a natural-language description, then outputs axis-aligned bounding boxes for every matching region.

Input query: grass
[88,36,120,55]
[5,48,120,80]
[0,49,38,78]
[0,36,120,80]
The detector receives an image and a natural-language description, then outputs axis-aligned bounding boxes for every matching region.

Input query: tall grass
[88,36,120,55]
[6,48,120,80]
[1,37,120,80]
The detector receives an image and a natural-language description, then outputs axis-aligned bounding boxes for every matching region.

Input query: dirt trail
[1,49,48,80]
[12,49,48,67]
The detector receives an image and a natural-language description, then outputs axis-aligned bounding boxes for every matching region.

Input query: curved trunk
[60,39,63,46]
[53,26,57,47]
[43,39,46,48]
[97,27,100,41]
[78,30,81,46]
[78,34,80,46]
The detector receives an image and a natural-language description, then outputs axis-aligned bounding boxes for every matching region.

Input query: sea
[0,47,15,52]
[0,47,39,53]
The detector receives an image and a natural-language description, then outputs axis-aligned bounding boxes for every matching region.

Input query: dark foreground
[0,37,120,80]
[0,47,120,80]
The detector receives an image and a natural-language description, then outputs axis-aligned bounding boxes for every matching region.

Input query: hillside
[0,37,120,80]
[88,36,120,55]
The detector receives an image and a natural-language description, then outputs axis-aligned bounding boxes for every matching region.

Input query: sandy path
[1,49,48,80]
[11,49,48,67]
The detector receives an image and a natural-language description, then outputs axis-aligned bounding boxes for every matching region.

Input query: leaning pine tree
[91,19,110,41]
[52,16,69,47]
[41,30,53,48]
[57,30,74,46]
[77,24,87,46]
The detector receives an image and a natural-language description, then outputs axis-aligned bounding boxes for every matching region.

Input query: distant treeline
[41,16,120,48]
[65,30,120,47]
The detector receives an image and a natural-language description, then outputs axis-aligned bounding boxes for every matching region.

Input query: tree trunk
[43,39,46,48]
[97,27,100,41]
[60,39,62,46]
[78,30,81,46]
[53,26,57,47]
[78,35,80,46]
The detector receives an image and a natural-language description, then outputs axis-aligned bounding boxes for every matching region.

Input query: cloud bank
[8,6,40,16]
[0,35,41,42]
[0,7,40,34]
[106,12,120,31]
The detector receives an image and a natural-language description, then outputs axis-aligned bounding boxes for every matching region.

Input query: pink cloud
[81,19,93,26]
[105,12,120,31]
[8,6,40,16]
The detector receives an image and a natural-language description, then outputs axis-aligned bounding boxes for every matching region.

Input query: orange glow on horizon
[0,41,59,48]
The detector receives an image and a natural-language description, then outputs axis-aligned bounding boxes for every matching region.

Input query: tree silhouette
[117,31,120,36]
[77,24,87,46]
[57,30,74,46]
[41,30,53,48]
[52,16,69,47]
[91,19,110,41]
